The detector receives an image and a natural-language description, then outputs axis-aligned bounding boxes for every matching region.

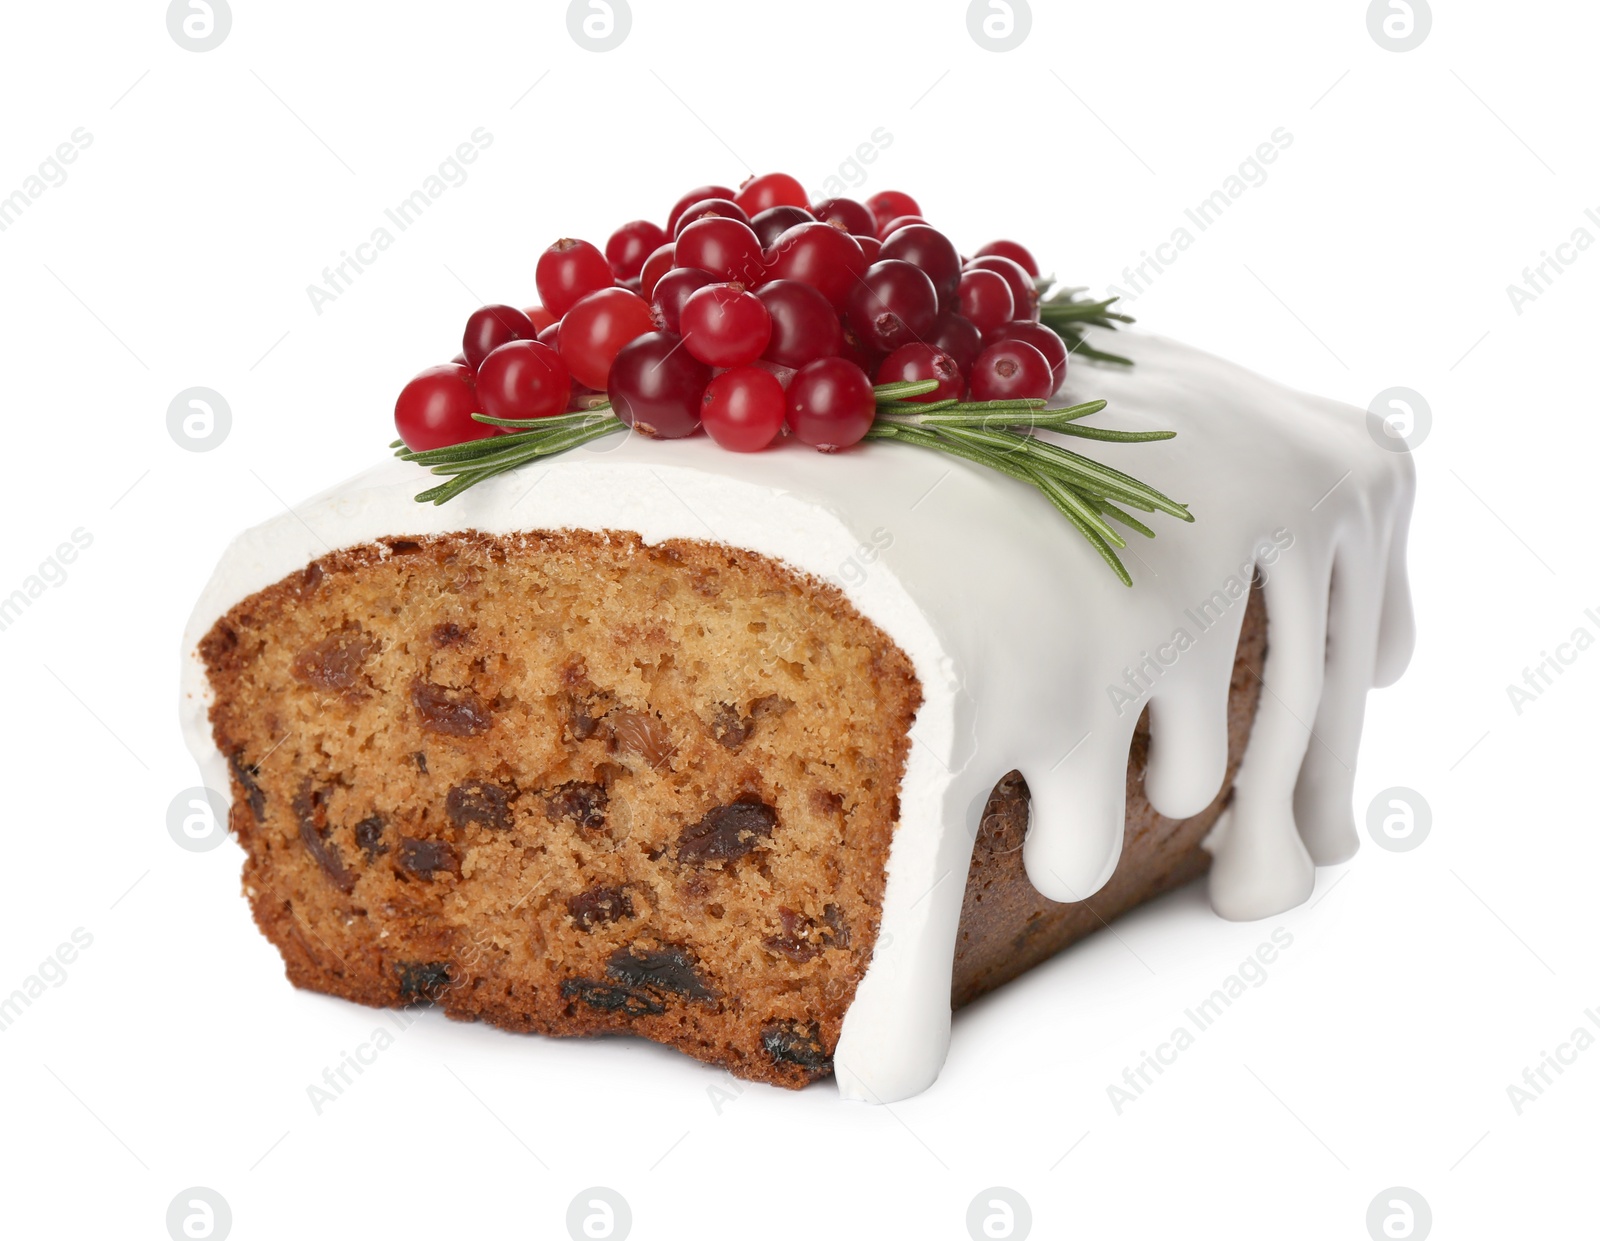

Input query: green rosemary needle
[1038,283,1137,366]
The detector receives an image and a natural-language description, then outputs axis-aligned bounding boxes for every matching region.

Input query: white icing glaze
[179,330,1414,1104]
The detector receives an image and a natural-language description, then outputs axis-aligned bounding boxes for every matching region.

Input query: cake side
[952,585,1267,1007]
[199,529,921,1087]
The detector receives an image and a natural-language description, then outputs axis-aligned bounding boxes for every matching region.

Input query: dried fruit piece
[431,622,470,647]
[811,788,845,818]
[446,780,513,831]
[610,710,676,768]
[397,836,459,880]
[822,903,851,948]
[292,780,355,893]
[763,904,850,962]
[397,961,451,1000]
[566,694,603,741]
[354,815,387,861]
[760,1019,831,1075]
[228,751,266,822]
[410,681,494,736]
[763,907,824,963]
[606,944,719,1003]
[561,978,666,1017]
[677,797,778,865]
[291,624,377,697]
[543,781,608,830]
[567,886,634,931]
[710,702,754,750]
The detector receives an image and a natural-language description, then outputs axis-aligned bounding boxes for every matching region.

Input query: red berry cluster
[394,173,1067,454]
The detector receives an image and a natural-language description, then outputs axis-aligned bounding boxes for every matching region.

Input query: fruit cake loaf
[182,330,1413,1102]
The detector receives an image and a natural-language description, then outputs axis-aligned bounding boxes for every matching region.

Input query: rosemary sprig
[865,381,1189,585]
[393,378,1187,585]
[1037,282,1136,366]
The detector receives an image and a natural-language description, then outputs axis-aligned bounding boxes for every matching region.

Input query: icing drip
[179,330,1414,1104]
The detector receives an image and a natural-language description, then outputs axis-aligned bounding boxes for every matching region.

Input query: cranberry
[679,283,772,367]
[974,239,1040,278]
[928,313,984,375]
[880,223,962,307]
[666,184,736,235]
[523,305,557,333]
[865,190,921,232]
[675,216,765,284]
[650,266,717,333]
[877,343,963,402]
[557,287,656,391]
[607,331,711,438]
[854,234,882,263]
[757,280,841,369]
[786,358,876,451]
[639,243,677,300]
[394,363,484,451]
[735,172,809,215]
[991,320,1069,391]
[762,222,867,308]
[970,339,1054,402]
[750,205,814,248]
[671,198,751,237]
[965,255,1038,320]
[838,323,882,376]
[462,304,536,370]
[535,239,613,318]
[537,321,560,349]
[750,358,797,389]
[844,259,938,352]
[605,220,669,280]
[958,269,1016,337]
[876,214,927,241]
[476,340,570,421]
[810,196,876,237]
[701,367,787,452]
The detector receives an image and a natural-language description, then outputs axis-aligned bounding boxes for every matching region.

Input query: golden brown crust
[951,585,1268,1007]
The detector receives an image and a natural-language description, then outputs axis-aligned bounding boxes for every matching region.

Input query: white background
[1,1,1595,1237]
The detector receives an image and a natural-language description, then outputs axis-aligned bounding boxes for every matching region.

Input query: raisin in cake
[181,332,1414,1102]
